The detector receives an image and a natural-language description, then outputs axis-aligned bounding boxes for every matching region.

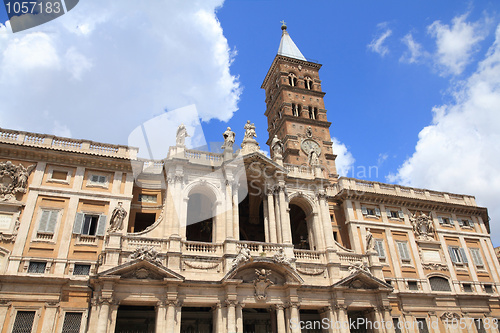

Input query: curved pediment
[99,258,184,281]
[222,258,303,285]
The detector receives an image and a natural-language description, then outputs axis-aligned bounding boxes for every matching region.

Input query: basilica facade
[0,25,499,333]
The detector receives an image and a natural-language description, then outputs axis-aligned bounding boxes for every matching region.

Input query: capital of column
[334,304,347,311]
[212,302,222,311]
[320,306,333,314]
[286,301,300,309]
[274,304,285,311]
[225,299,238,307]
[45,301,59,308]
[0,300,11,307]
[378,305,392,313]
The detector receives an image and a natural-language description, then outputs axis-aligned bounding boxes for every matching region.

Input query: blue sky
[1,0,500,244]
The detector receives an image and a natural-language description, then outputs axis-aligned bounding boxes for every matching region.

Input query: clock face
[301,139,321,155]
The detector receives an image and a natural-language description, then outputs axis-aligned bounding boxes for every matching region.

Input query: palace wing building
[0,25,499,333]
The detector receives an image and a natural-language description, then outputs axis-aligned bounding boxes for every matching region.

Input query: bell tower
[262,23,338,179]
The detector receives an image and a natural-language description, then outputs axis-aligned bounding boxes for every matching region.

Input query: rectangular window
[73,264,91,276]
[408,281,419,291]
[361,206,380,217]
[72,213,107,237]
[27,261,46,274]
[458,219,474,227]
[37,209,59,234]
[448,246,468,264]
[392,318,402,333]
[138,194,157,203]
[90,174,107,184]
[82,215,99,235]
[484,284,494,293]
[62,312,82,333]
[12,311,36,333]
[374,239,386,259]
[416,318,430,333]
[469,248,484,266]
[462,283,473,292]
[51,170,68,181]
[438,216,453,225]
[396,241,411,261]
[387,209,404,219]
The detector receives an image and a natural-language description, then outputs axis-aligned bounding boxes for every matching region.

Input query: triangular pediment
[333,270,392,290]
[243,152,286,172]
[99,259,184,281]
[222,258,303,285]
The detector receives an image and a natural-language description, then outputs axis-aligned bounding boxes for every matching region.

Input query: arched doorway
[238,194,265,242]
[186,190,215,243]
[289,204,310,249]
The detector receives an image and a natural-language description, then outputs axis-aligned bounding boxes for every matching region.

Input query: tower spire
[277,22,307,61]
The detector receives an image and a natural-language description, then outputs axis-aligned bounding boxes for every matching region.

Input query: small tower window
[309,106,315,119]
[288,73,297,87]
[305,76,312,90]
[314,107,318,120]
[292,103,298,117]
[298,104,302,116]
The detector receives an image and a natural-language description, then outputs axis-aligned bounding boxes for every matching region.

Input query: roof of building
[277,24,307,61]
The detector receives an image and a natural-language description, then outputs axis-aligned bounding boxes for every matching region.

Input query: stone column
[267,189,277,243]
[318,192,335,249]
[174,301,182,333]
[0,301,11,330]
[212,303,223,333]
[381,306,395,333]
[108,303,119,333]
[96,300,111,333]
[165,178,178,237]
[275,305,286,333]
[232,183,239,240]
[274,190,282,244]
[289,302,301,333]
[320,306,336,333]
[335,305,349,333]
[226,181,234,239]
[155,301,167,333]
[278,186,292,244]
[40,302,59,333]
[226,300,237,333]
[163,301,176,333]
[371,307,386,333]
[263,196,270,242]
[236,303,244,333]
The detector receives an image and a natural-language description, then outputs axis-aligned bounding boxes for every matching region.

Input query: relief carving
[231,244,251,269]
[130,246,162,265]
[0,162,35,201]
[409,211,435,241]
[253,269,273,301]
[272,248,292,266]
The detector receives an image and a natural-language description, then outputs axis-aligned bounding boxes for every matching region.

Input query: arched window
[304,76,312,90]
[292,103,298,117]
[314,107,318,120]
[288,73,297,87]
[298,104,302,116]
[309,106,315,119]
[186,192,215,242]
[429,276,451,291]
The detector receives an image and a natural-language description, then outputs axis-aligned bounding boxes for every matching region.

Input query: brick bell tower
[262,22,338,179]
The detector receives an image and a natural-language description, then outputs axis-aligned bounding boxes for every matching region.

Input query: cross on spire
[280,20,287,30]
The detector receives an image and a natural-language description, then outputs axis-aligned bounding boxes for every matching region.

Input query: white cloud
[331,137,355,177]
[368,23,392,57]
[389,24,500,244]
[0,0,241,145]
[427,13,487,76]
[400,33,425,64]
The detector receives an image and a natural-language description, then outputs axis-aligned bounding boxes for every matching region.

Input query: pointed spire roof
[277,21,307,61]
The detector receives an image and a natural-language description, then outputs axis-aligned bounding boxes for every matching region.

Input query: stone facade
[0,26,499,333]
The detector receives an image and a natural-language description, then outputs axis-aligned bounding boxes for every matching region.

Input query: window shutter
[47,210,58,233]
[73,213,84,234]
[386,209,391,217]
[361,207,368,215]
[471,249,483,266]
[457,219,464,226]
[449,218,454,225]
[376,240,386,258]
[38,210,50,232]
[398,210,404,219]
[448,246,457,263]
[438,217,444,224]
[459,248,468,263]
[469,219,475,227]
[96,214,107,236]
[397,242,410,260]
[375,208,381,217]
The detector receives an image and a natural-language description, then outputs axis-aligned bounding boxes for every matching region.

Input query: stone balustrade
[123,236,166,252]
[284,163,315,179]
[0,127,137,160]
[182,240,223,255]
[334,177,478,206]
[293,249,322,262]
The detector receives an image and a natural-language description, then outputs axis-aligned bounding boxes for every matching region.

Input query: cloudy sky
[1,0,500,244]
